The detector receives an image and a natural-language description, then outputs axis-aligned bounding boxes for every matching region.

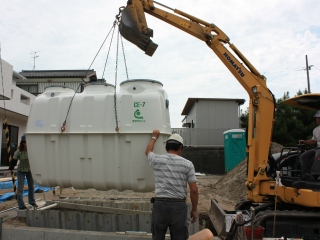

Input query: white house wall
[185,104,197,128]
[0,59,36,165]
[0,59,12,100]
[0,59,35,116]
[196,100,240,129]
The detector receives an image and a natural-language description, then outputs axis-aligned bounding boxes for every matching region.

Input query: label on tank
[132,101,146,123]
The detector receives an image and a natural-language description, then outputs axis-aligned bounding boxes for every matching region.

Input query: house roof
[181,98,245,115]
[19,70,97,81]
[13,71,27,80]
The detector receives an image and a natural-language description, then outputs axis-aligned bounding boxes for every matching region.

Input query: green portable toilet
[223,129,246,173]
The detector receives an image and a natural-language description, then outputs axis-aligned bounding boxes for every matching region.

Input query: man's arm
[299,139,317,145]
[4,158,18,177]
[189,181,199,223]
[145,130,160,156]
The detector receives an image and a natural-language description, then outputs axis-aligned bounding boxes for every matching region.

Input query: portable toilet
[223,129,246,173]
[26,80,171,192]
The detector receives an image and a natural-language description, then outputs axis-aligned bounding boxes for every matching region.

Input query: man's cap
[21,135,26,142]
[166,133,183,145]
[314,110,320,117]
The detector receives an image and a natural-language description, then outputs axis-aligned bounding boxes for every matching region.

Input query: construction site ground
[0,142,284,238]
[0,166,246,232]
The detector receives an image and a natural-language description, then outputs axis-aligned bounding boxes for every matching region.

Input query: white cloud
[1,0,320,127]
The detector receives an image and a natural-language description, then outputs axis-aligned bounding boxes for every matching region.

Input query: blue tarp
[0,180,53,203]
[0,179,27,190]
[0,192,15,203]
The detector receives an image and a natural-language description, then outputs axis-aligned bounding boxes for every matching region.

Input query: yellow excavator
[117,0,320,238]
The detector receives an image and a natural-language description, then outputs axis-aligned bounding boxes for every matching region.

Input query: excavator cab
[118,1,158,56]
[281,93,320,188]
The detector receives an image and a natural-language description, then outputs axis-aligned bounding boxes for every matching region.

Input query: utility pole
[305,55,313,93]
[30,51,40,70]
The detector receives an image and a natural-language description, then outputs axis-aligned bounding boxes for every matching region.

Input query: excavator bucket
[119,1,158,56]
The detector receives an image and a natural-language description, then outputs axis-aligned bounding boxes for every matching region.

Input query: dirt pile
[270,142,284,154]
[214,159,247,203]
[213,142,284,204]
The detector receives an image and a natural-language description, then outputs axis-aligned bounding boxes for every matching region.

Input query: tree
[240,90,317,147]
[240,108,249,129]
[272,90,316,146]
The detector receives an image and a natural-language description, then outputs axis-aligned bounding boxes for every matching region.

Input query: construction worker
[4,135,37,209]
[145,130,198,240]
[299,110,320,178]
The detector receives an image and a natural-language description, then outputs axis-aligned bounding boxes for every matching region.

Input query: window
[20,94,30,105]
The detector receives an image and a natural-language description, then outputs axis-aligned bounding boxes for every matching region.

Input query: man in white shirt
[299,110,320,176]
[145,130,198,240]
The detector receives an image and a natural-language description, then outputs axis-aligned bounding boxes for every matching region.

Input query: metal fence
[171,128,229,146]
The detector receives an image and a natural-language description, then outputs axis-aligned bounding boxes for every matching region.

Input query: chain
[114,26,120,133]
[120,33,129,80]
[102,21,117,80]
[61,21,116,133]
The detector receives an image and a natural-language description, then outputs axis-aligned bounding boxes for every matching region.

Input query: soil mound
[213,142,283,203]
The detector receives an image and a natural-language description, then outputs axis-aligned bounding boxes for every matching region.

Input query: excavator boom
[119,0,275,203]
[118,0,320,238]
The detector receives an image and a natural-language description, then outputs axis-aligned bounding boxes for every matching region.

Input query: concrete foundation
[1,225,222,240]
[3,198,200,240]
[2,225,156,240]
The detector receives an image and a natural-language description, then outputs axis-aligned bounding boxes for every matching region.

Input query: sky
[1,0,320,128]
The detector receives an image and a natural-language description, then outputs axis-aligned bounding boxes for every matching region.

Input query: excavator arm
[119,0,276,203]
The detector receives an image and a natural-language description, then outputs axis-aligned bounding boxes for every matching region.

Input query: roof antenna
[30,51,40,70]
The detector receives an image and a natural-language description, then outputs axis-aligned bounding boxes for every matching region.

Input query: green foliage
[240,108,248,129]
[273,90,316,146]
[240,90,317,147]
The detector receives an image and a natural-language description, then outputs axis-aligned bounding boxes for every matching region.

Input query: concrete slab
[2,226,154,240]
[1,226,222,240]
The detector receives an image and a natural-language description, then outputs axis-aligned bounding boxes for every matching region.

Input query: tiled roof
[19,70,97,80]
[13,71,27,80]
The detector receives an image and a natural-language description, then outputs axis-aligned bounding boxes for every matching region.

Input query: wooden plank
[101,200,114,208]
[0,177,16,182]
[47,201,151,215]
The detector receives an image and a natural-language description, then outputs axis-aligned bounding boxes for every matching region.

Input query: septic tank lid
[84,82,115,87]
[44,85,75,90]
[120,79,163,86]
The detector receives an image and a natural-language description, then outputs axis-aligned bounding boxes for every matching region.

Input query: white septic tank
[26,80,171,192]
